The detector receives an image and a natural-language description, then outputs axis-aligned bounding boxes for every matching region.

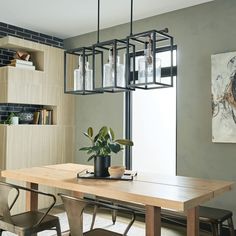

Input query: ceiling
[0,0,214,39]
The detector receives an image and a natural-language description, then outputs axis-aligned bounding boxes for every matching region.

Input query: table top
[1,163,234,212]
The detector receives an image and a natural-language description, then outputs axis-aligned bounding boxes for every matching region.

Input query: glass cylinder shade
[127,29,174,89]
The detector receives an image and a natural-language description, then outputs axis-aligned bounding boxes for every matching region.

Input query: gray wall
[65,0,236,223]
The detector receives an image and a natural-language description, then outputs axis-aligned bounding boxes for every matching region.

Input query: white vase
[11,117,19,125]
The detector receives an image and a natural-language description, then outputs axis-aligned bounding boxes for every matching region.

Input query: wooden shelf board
[0,36,45,52]
[0,66,45,74]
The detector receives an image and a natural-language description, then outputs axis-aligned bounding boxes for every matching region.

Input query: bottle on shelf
[103,49,125,88]
[74,56,83,91]
[74,56,93,91]
[85,61,93,91]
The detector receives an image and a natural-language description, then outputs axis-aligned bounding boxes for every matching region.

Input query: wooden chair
[0,181,61,236]
[59,193,136,236]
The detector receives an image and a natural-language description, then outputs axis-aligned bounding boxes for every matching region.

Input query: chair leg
[210,222,219,236]
[55,221,62,236]
[90,205,98,230]
[227,217,235,236]
[112,202,117,224]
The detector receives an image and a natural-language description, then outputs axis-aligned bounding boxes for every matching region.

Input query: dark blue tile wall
[0,104,43,123]
[0,22,64,122]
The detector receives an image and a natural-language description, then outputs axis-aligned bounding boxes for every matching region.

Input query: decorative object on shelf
[18,111,34,124]
[108,166,125,178]
[64,0,174,95]
[8,51,35,70]
[15,51,31,61]
[79,126,133,177]
[212,51,236,143]
[1,112,19,125]
[11,115,19,125]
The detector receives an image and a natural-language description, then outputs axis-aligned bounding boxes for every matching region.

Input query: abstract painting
[212,51,236,142]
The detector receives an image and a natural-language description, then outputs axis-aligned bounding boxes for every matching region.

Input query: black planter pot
[94,156,111,177]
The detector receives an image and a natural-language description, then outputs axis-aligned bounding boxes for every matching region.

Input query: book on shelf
[10,59,33,66]
[9,63,36,70]
[33,109,53,125]
[33,111,40,124]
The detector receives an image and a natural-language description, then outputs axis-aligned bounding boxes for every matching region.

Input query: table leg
[187,206,199,236]
[26,182,38,211]
[145,205,161,236]
[72,191,84,198]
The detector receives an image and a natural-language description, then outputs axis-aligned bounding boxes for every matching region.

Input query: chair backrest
[0,182,19,224]
[59,194,88,236]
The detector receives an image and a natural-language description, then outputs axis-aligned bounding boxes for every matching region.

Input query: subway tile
[29,38,39,43]
[0,22,7,27]
[13,107,23,112]
[0,27,15,34]
[32,35,46,42]
[53,36,63,43]
[0,31,7,37]
[39,33,53,40]
[8,24,24,32]
[0,106,8,111]
[24,29,39,36]
[46,39,58,46]
[0,55,9,60]
[2,51,14,57]
[0,115,8,121]
[16,31,31,38]
[2,59,10,64]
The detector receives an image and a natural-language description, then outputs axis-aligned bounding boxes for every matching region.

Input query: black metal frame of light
[92,38,135,93]
[64,0,175,95]
[127,29,174,89]
[64,47,103,95]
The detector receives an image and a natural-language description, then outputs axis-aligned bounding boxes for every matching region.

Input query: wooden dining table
[1,163,234,236]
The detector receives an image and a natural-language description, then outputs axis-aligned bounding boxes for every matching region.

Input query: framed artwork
[212,51,236,143]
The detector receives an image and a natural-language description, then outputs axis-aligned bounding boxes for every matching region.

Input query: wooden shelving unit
[0,36,75,212]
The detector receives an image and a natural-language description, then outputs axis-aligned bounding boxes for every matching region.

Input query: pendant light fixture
[64,0,175,95]
[92,0,134,93]
[64,0,103,95]
[127,0,174,89]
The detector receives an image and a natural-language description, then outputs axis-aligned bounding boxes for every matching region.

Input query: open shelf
[0,36,45,71]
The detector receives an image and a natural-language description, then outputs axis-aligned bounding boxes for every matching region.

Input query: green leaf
[79,147,92,151]
[109,143,121,153]
[108,128,115,140]
[115,139,134,146]
[87,155,96,162]
[99,126,108,137]
[87,127,93,137]
[82,132,94,143]
[94,133,100,143]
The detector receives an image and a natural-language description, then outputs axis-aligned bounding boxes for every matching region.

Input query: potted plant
[79,126,133,177]
[2,112,19,125]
